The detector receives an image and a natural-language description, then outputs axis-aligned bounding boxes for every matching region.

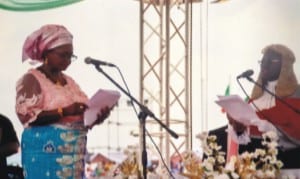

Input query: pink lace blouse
[16,69,88,128]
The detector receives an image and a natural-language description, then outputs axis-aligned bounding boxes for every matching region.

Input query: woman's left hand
[88,106,111,129]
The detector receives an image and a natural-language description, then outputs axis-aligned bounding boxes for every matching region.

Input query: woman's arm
[30,102,88,126]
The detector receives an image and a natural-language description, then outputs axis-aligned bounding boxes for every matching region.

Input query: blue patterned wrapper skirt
[21,125,87,179]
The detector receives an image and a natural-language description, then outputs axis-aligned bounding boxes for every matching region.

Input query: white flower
[267,141,278,149]
[202,160,214,171]
[207,135,217,141]
[204,147,213,156]
[268,147,278,156]
[217,155,225,164]
[196,131,208,141]
[206,157,216,164]
[209,142,222,151]
[240,151,252,159]
[276,160,284,168]
[263,131,278,141]
[229,172,240,179]
[265,169,276,178]
[254,148,266,157]
[182,131,282,179]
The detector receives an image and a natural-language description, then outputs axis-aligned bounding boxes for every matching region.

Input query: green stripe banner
[0,0,83,11]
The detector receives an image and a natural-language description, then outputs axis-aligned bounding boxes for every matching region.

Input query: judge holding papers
[210,44,300,169]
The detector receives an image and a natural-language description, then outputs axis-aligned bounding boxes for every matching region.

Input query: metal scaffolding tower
[139,0,200,167]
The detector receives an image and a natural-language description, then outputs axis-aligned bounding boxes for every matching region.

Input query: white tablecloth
[280,169,300,178]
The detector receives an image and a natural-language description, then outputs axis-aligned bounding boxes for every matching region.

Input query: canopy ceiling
[0,0,82,11]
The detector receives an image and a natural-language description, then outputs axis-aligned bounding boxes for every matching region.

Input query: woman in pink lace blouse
[16,24,111,179]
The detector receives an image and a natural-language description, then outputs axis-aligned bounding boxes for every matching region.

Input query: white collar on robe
[252,80,278,111]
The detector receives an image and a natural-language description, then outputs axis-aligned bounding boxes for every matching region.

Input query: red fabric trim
[250,98,300,140]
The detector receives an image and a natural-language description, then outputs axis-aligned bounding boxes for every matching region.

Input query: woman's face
[260,49,282,85]
[45,44,75,71]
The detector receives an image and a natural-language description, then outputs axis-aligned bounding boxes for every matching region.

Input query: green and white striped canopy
[0,0,83,11]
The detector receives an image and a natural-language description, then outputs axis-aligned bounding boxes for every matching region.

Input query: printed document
[84,89,121,126]
[215,95,260,125]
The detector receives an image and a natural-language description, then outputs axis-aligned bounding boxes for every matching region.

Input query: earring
[44,58,48,65]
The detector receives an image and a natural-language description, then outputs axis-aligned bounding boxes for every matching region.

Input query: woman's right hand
[63,102,88,116]
[227,113,247,135]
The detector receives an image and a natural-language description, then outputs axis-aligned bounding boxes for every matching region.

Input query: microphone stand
[92,65,179,179]
[246,76,300,114]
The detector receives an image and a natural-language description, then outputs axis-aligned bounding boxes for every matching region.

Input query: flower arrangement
[98,131,286,179]
[118,146,140,179]
[180,150,203,178]
[181,131,284,179]
[233,131,283,179]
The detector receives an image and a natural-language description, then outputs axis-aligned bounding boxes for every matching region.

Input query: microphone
[245,75,300,114]
[84,57,116,67]
[237,69,254,79]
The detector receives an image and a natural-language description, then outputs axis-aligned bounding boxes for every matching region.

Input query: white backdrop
[1,0,300,164]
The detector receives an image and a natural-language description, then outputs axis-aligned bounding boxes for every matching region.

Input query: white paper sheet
[215,95,260,126]
[84,89,121,126]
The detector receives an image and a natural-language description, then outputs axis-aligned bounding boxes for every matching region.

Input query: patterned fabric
[22,24,73,63]
[16,68,89,178]
[21,125,87,179]
[16,68,88,127]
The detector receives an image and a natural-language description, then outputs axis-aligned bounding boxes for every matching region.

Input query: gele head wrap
[22,24,73,63]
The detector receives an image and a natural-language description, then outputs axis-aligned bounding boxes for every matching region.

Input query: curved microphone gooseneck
[236,70,272,122]
[245,77,300,114]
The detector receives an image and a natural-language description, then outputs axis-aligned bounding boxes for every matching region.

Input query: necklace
[38,67,66,86]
